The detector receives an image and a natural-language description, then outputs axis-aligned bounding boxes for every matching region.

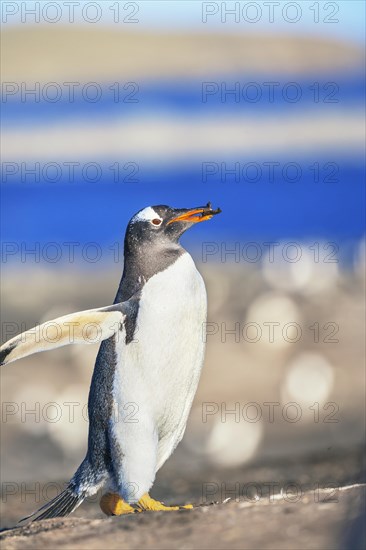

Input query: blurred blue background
[1,0,365,256]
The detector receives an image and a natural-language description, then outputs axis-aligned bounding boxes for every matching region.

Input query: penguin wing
[0,300,135,367]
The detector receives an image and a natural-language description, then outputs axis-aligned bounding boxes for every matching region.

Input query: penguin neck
[114,239,186,303]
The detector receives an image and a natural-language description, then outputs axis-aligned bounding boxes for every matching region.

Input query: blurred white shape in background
[283,352,334,407]
[203,267,231,316]
[262,242,339,295]
[206,415,263,468]
[46,384,88,454]
[246,291,301,349]
[185,405,263,467]
[14,382,56,436]
[354,238,366,277]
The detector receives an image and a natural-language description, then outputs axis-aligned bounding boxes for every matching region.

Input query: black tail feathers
[17,460,105,524]
[18,485,86,524]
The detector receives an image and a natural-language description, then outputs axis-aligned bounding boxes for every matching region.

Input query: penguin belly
[112,252,207,492]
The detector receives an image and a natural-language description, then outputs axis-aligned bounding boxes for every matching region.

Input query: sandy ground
[1,446,365,550]
[1,484,365,550]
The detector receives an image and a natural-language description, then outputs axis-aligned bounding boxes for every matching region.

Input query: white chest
[111,253,207,472]
[115,252,207,420]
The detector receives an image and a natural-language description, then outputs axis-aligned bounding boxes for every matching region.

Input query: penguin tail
[17,459,106,524]
[18,484,86,524]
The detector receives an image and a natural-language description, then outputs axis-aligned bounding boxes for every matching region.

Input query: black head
[115,203,221,302]
[125,202,222,249]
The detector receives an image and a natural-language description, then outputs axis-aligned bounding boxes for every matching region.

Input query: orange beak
[167,203,222,225]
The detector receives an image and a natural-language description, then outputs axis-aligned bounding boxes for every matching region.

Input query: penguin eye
[151,218,162,226]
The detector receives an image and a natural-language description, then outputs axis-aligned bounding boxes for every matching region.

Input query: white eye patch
[131,207,163,224]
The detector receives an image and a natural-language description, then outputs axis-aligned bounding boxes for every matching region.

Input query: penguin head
[126,203,221,247]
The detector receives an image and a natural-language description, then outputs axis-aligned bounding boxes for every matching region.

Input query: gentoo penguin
[0,202,221,520]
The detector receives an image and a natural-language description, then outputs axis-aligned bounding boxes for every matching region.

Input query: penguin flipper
[0,303,128,366]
